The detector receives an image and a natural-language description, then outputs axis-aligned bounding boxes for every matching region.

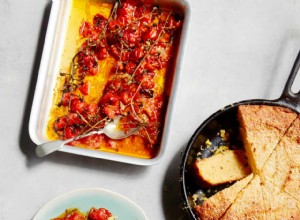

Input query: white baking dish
[29,0,190,165]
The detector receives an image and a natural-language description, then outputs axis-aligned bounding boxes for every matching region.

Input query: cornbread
[194,150,251,187]
[194,174,253,220]
[260,115,300,201]
[283,167,300,202]
[221,175,300,220]
[193,105,300,220]
[259,140,291,187]
[261,180,300,220]
[237,105,297,173]
[220,175,266,220]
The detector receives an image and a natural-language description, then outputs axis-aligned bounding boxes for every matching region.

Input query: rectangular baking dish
[29,0,190,165]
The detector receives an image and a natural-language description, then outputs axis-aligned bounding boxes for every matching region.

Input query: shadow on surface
[18,0,147,176]
[19,1,52,167]
[162,146,191,220]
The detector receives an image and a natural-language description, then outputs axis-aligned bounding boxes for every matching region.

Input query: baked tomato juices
[46,0,183,159]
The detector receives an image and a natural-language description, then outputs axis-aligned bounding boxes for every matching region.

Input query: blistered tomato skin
[51,0,183,156]
[88,207,112,220]
[79,81,90,95]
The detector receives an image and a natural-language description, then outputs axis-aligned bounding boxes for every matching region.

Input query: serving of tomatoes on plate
[52,207,115,220]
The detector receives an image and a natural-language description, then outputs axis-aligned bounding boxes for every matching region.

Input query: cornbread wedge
[260,115,300,201]
[259,143,291,189]
[221,175,300,220]
[194,174,253,220]
[277,115,300,167]
[220,175,266,220]
[260,138,300,202]
[237,105,297,173]
[194,150,251,187]
[260,179,300,220]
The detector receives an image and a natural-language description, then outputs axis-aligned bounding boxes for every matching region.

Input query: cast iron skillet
[180,50,300,219]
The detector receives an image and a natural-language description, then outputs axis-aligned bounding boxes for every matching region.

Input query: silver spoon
[35,116,139,157]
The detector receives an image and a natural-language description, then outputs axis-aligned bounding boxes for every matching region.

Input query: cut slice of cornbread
[194,150,251,187]
[194,174,253,220]
[221,175,300,220]
[259,142,291,189]
[220,175,267,220]
[260,115,300,202]
[237,105,297,173]
[260,177,300,220]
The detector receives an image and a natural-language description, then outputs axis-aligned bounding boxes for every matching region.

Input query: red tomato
[110,80,121,91]
[109,44,121,59]
[78,53,99,75]
[65,212,85,220]
[123,29,140,46]
[120,90,130,104]
[88,208,112,220]
[70,100,87,113]
[121,50,130,61]
[103,105,120,118]
[79,21,92,37]
[79,81,90,95]
[101,92,119,105]
[89,65,99,75]
[142,27,158,41]
[87,103,98,116]
[130,46,144,62]
[54,117,67,131]
[95,46,108,60]
[125,61,136,73]
[67,113,82,125]
[93,14,107,30]
[65,126,79,139]
[117,2,136,24]
[108,19,118,30]
[60,92,71,107]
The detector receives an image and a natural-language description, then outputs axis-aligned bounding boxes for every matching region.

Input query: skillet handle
[278,50,300,111]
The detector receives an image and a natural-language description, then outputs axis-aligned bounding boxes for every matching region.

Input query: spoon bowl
[35,116,139,158]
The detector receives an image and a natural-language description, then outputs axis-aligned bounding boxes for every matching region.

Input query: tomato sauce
[46,0,183,159]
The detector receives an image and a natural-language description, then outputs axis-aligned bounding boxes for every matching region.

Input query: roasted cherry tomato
[79,21,92,37]
[79,81,90,95]
[65,126,79,139]
[88,208,112,220]
[70,100,87,113]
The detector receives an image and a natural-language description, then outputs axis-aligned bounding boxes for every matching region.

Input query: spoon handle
[35,130,104,157]
[35,138,73,157]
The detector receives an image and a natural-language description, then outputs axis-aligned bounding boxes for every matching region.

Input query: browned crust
[237,105,297,173]
[194,174,253,220]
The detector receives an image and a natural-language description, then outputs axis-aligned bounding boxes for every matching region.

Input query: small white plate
[33,188,148,220]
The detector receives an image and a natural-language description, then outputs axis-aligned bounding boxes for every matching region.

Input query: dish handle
[277,50,300,112]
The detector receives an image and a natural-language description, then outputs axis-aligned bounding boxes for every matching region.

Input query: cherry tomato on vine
[79,81,90,95]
